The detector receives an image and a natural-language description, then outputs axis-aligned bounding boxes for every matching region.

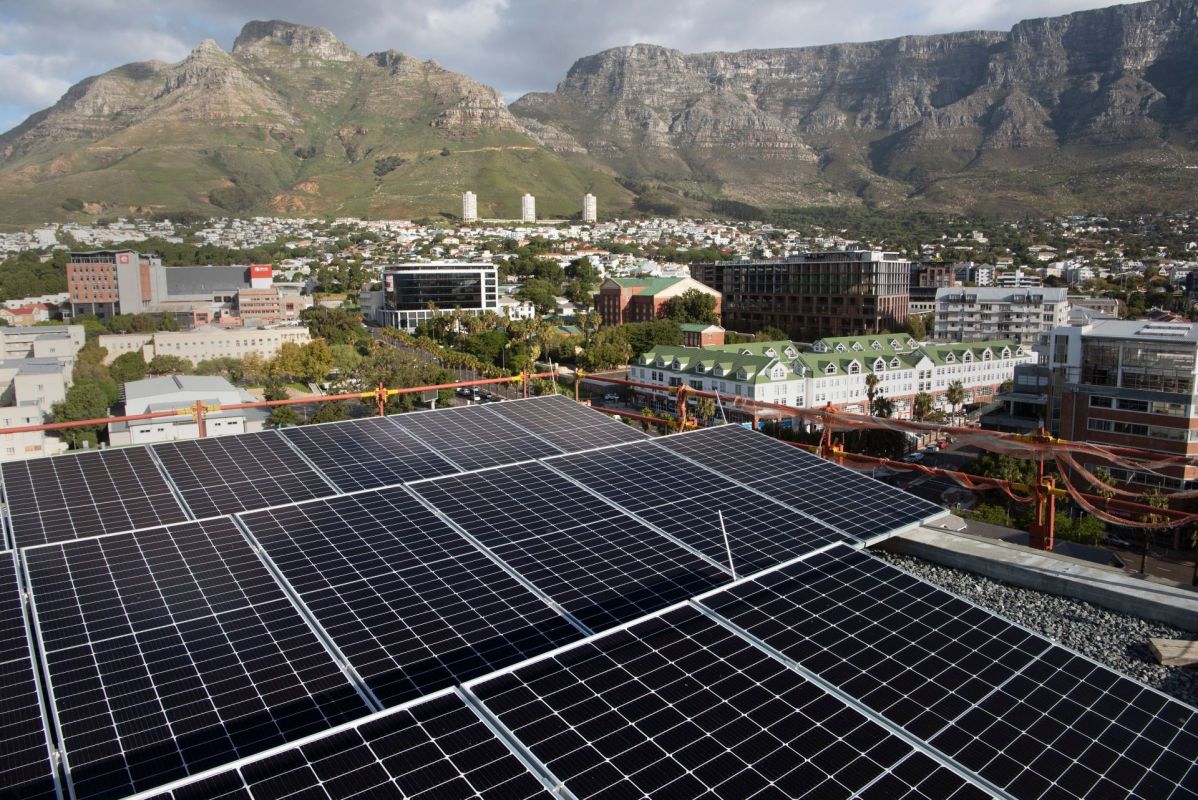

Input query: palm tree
[864,373,880,416]
[946,380,966,425]
[695,397,717,426]
[912,391,934,422]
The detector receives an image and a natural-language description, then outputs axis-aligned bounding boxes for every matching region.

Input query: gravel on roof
[872,549,1198,708]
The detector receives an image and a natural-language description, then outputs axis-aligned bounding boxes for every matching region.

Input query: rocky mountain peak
[232,20,358,61]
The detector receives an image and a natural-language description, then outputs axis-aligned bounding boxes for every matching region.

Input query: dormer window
[695,364,705,374]
[783,346,797,358]
[824,363,837,374]
[962,351,973,363]
[870,340,882,350]
[982,349,993,361]
[655,357,666,368]
[889,339,901,349]
[714,367,725,377]
[740,349,753,356]
[835,343,847,352]
[945,353,956,363]
[1001,347,1012,359]
[1015,346,1025,356]
[890,357,901,368]
[851,342,863,351]
[764,348,777,358]
[874,358,886,371]
[906,338,917,348]
[672,359,682,370]
[737,369,749,380]
[847,361,860,374]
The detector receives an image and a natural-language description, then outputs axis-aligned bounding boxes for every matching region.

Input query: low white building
[100,326,312,366]
[0,358,72,461]
[109,375,266,446]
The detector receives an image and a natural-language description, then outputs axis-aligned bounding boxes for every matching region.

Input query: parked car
[902,452,925,463]
[604,392,620,402]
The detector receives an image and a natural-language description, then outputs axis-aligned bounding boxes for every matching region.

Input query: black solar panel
[482,394,648,451]
[2,447,189,548]
[701,545,1198,800]
[151,431,335,518]
[390,405,564,471]
[409,462,728,631]
[23,518,373,800]
[929,645,1198,800]
[545,441,852,573]
[470,604,990,799]
[238,487,582,707]
[658,425,945,539]
[281,416,461,492]
[0,554,59,800]
[154,690,554,800]
[699,545,1048,739]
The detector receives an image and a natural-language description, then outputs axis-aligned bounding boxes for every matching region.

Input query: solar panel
[700,545,1198,799]
[151,431,336,518]
[149,689,554,800]
[0,553,60,800]
[929,646,1198,800]
[482,394,648,451]
[389,405,564,471]
[658,424,946,539]
[2,447,189,549]
[698,545,1048,739]
[544,441,852,573]
[237,487,582,706]
[281,416,461,492]
[468,604,991,800]
[408,462,728,631]
[23,518,373,800]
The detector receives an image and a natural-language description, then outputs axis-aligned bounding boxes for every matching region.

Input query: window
[1089,396,1113,408]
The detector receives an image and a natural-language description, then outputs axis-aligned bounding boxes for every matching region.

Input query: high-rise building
[691,251,910,340]
[582,193,597,223]
[934,287,1069,348]
[462,191,478,222]
[521,193,536,223]
[376,262,499,331]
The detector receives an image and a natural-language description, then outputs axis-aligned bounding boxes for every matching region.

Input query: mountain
[510,0,1198,216]
[0,21,632,224]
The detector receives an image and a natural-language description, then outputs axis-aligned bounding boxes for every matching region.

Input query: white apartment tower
[462,191,478,222]
[583,193,597,223]
[521,193,536,223]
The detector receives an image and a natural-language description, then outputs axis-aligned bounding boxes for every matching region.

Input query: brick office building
[691,251,909,339]
[593,277,720,327]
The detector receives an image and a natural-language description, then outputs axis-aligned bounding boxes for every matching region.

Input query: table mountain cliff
[511,0,1198,216]
[4,2,1198,223]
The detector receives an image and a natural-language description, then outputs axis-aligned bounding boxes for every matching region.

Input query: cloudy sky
[0,0,1138,132]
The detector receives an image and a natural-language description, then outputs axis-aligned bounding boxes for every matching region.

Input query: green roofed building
[594,276,721,327]
[631,336,1034,419]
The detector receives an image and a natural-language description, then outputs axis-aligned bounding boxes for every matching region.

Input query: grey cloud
[0,0,1139,130]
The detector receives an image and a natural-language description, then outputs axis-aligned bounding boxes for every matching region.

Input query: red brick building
[594,277,721,327]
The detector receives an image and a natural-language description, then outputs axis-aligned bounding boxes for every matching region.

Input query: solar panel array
[151,431,335,518]
[659,424,945,539]
[0,397,1194,800]
[546,441,853,573]
[3,448,188,548]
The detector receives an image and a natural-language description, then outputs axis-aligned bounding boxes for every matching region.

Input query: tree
[299,307,367,347]
[50,383,110,449]
[269,406,299,428]
[912,391,934,422]
[665,289,719,325]
[864,373,880,416]
[299,339,335,383]
[309,401,350,425]
[147,355,193,375]
[756,325,789,342]
[1139,488,1171,569]
[269,342,306,383]
[946,380,965,424]
[906,313,933,341]
[330,344,363,376]
[109,351,148,384]
[694,397,717,426]
[515,279,560,315]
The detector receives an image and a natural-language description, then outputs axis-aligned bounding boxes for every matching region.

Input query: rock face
[511,0,1198,214]
[0,21,629,223]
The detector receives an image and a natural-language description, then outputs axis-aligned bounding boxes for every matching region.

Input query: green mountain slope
[0,21,632,224]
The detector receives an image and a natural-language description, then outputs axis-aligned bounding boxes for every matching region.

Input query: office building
[0,326,85,362]
[632,335,1032,419]
[994,268,1043,288]
[100,326,312,366]
[1044,319,1198,490]
[691,251,909,339]
[594,277,721,327]
[583,193,597,223]
[521,193,536,223]
[67,251,298,327]
[462,191,478,222]
[0,327,85,462]
[935,287,1069,348]
[374,263,499,331]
